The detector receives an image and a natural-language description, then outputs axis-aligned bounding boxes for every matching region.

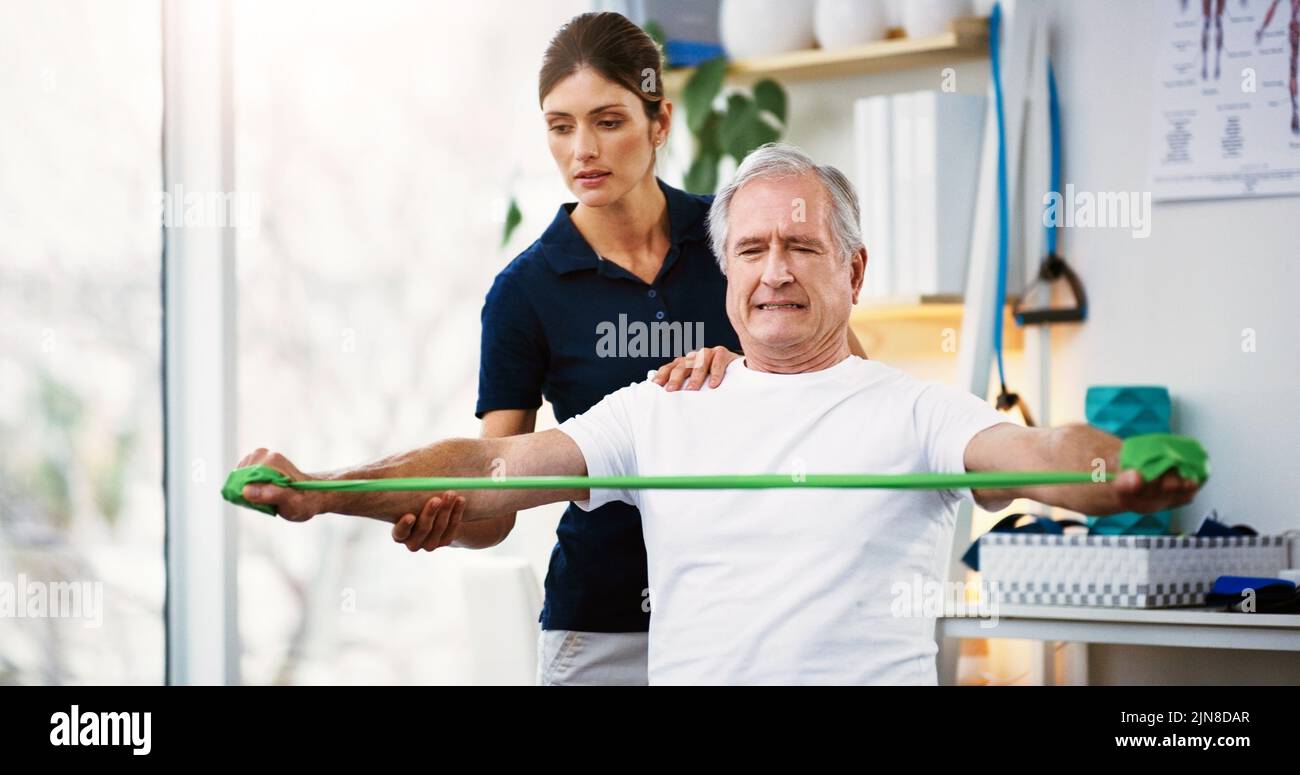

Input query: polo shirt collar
[541,178,708,275]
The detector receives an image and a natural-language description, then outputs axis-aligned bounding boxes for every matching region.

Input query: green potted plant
[679,57,788,194]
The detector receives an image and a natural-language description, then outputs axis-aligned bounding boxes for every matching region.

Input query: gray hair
[706,142,862,274]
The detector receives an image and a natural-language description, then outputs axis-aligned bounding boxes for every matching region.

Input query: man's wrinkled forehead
[727,175,834,254]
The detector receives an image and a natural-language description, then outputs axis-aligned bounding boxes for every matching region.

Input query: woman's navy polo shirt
[476,178,741,632]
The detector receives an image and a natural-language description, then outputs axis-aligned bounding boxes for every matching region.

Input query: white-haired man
[236,143,1200,684]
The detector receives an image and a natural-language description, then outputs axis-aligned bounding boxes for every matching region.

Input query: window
[0,0,165,685]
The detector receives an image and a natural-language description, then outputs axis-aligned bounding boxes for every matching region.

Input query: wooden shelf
[663,16,989,93]
[850,297,1022,361]
[854,294,970,320]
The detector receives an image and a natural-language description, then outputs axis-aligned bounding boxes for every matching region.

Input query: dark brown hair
[538,11,664,119]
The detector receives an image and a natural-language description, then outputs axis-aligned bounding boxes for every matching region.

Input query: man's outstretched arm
[236,429,588,524]
[963,423,1201,516]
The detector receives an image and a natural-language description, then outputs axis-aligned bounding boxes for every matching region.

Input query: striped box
[977,533,1290,608]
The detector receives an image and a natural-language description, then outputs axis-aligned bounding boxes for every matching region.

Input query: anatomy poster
[1149,0,1300,200]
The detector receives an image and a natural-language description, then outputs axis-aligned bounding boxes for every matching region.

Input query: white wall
[1048,0,1300,538]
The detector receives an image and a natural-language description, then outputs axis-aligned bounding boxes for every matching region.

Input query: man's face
[723,173,864,362]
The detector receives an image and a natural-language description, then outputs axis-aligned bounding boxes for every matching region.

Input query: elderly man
[237,143,1200,685]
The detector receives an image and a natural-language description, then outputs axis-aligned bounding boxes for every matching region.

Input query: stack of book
[853,90,986,299]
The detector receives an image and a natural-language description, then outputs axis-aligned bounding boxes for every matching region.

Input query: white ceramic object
[814,0,889,50]
[719,0,817,59]
[901,0,972,39]
[884,0,904,29]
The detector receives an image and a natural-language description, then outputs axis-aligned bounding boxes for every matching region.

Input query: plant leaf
[643,20,666,49]
[734,119,781,162]
[682,56,728,135]
[501,197,522,248]
[718,93,757,160]
[752,79,787,126]
[684,151,719,194]
[696,110,723,156]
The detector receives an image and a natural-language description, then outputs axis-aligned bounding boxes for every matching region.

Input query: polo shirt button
[648,289,657,298]
[655,311,665,320]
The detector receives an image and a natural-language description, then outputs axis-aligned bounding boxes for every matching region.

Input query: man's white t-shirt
[557,355,1009,685]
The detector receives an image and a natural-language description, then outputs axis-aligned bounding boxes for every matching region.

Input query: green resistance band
[1118,433,1210,483]
[220,433,1208,516]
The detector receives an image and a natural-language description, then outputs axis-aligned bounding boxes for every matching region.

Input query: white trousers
[536,629,649,686]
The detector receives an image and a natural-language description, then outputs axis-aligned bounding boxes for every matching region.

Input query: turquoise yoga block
[1086,386,1172,535]
[1085,386,1171,439]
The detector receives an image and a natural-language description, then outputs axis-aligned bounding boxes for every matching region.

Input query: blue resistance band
[1045,61,1061,258]
[988,5,1070,419]
[989,3,1011,392]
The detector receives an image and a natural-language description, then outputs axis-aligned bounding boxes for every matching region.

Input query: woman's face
[542,67,668,207]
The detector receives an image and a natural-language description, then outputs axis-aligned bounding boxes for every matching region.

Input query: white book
[890,92,917,299]
[913,92,939,295]
[853,96,894,299]
[910,91,987,296]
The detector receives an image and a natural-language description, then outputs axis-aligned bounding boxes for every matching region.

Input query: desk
[940,605,1300,651]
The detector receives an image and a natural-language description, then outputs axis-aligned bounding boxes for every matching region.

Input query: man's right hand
[235,448,321,522]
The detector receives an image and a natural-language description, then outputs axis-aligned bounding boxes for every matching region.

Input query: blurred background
[3,0,1297,685]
